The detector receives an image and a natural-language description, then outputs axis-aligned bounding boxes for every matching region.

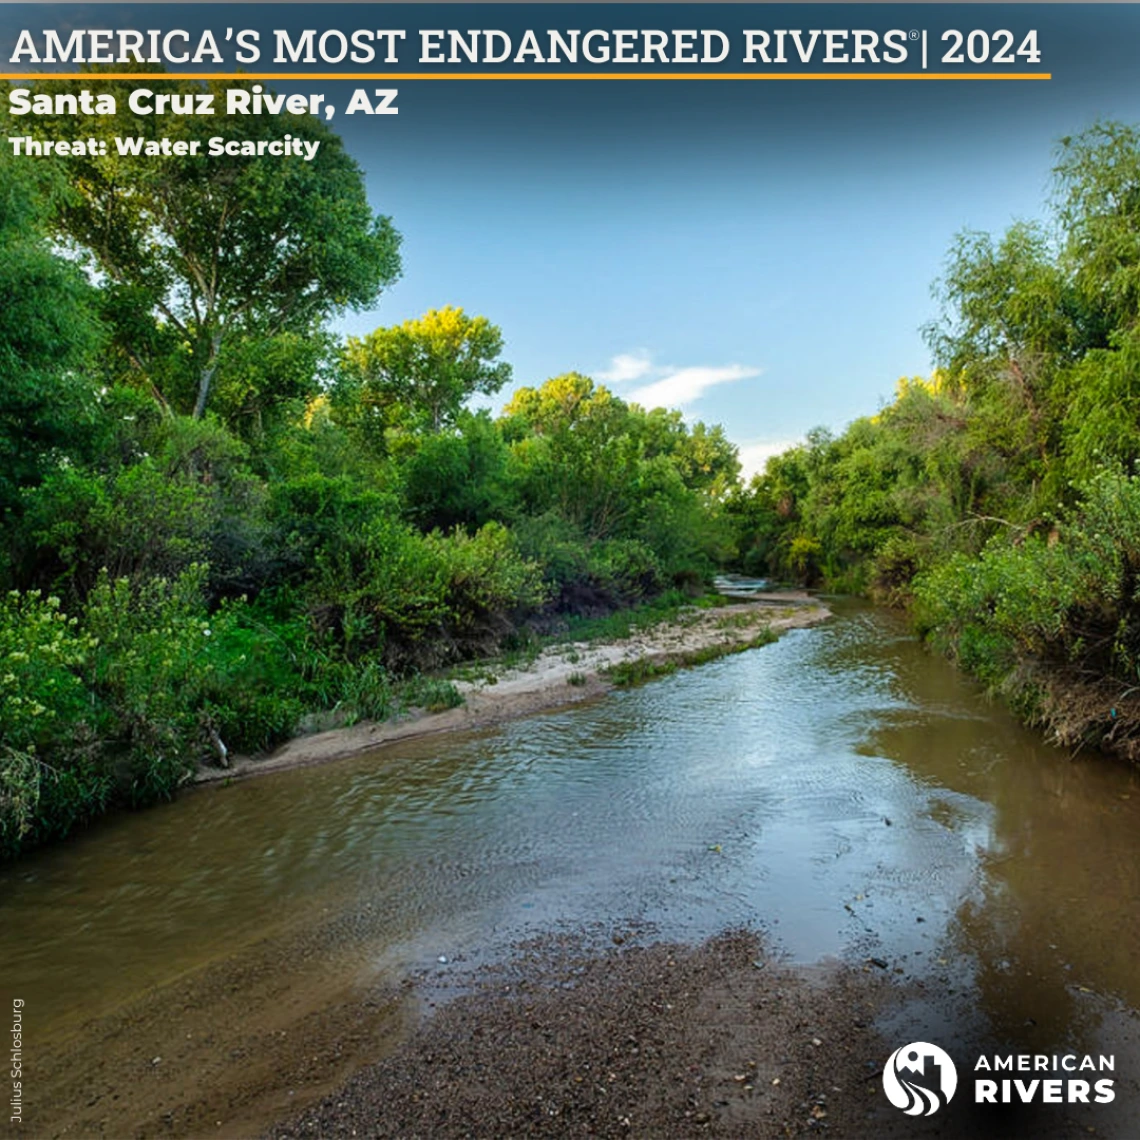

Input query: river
[4,602,1140,1136]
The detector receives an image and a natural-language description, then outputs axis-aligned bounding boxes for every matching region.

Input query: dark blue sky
[4,4,1139,470]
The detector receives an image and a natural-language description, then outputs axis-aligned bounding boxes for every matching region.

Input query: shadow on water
[3,599,1140,1129]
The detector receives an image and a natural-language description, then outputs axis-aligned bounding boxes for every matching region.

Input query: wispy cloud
[627,363,760,410]
[597,352,654,383]
[597,350,761,411]
[736,438,800,481]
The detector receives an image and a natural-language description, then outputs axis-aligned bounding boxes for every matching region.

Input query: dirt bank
[266,928,1132,1140]
[197,596,828,787]
[268,928,893,1140]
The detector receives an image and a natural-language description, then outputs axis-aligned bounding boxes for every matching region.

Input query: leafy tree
[1055,121,1140,328]
[503,374,735,583]
[632,408,741,496]
[400,412,516,532]
[339,306,512,437]
[0,153,102,511]
[29,73,402,422]
[503,374,640,538]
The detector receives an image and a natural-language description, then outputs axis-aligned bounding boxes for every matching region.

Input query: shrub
[311,515,545,666]
[0,589,106,851]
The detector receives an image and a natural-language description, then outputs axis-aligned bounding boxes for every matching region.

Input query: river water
[5,602,1140,1133]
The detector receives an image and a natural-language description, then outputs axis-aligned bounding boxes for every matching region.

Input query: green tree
[400,412,516,532]
[632,408,741,497]
[503,374,639,538]
[0,153,102,513]
[30,73,401,422]
[340,307,512,436]
[1055,121,1140,328]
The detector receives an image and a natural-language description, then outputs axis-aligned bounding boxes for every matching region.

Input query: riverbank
[268,928,893,1140]
[267,926,1135,1140]
[17,603,1140,1140]
[196,594,828,786]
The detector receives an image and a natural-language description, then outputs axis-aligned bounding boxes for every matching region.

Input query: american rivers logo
[883,1042,959,1116]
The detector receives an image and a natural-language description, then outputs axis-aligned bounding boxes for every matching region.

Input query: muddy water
[5,602,1140,1133]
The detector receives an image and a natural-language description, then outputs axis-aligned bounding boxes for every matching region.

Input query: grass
[553,589,721,646]
[399,675,464,713]
[605,627,778,688]
[713,611,759,631]
[605,658,679,687]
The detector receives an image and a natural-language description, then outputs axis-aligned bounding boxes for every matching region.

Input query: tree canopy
[18,74,402,424]
[0,152,102,510]
[339,306,512,437]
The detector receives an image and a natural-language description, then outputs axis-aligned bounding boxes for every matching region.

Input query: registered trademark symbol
[909,30,920,41]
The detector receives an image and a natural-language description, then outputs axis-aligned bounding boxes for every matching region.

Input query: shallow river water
[5,602,1140,1133]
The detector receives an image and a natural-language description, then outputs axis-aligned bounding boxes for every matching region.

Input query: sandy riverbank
[267,928,894,1140]
[266,926,1140,1140]
[196,595,829,786]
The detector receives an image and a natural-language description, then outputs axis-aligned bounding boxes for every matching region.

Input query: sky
[7,4,1140,475]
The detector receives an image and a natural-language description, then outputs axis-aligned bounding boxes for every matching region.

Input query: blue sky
[317,5,1140,474]
[7,4,1140,474]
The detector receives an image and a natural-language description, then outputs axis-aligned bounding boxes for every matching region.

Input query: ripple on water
[6,602,1140,1049]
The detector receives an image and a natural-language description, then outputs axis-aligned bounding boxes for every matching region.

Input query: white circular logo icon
[883,1042,958,1116]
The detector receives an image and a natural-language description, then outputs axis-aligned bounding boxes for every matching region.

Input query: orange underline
[1,71,1051,82]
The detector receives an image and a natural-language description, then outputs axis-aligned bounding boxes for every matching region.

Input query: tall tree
[1056,121,1140,328]
[29,74,402,421]
[0,152,101,511]
[339,307,512,435]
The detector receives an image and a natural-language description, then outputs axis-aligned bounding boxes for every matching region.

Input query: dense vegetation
[0,86,739,857]
[728,122,1140,765]
[10,84,1140,859]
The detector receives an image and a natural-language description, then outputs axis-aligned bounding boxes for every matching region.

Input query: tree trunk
[192,330,224,420]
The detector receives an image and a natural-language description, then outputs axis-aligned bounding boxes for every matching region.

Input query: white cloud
[627,363,760,411]
[736,438,800,481]
[597,352,654,383]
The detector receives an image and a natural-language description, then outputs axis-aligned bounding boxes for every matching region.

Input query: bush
[0,588,92,756]
[0,590,104,853]
[311,515,545,667]
[913,471,1140,753]
[585,539,664,601]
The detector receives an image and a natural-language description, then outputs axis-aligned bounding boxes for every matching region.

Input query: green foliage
[606,656,679,687]
[0,112,747,859]
[0,589,93,757]
[0,748,42,857]
[0,149,102,512]
[913,470,1140,750]
[426,522,547,632]
[1064,328,1140,476]
[339,306,511,438]
[311,514,546,668]
[503,373,735,588]
[586,539,664,601]
[1055,122,1140,329]
[398,675,464,713]
[787,536,824,584]
[27,73,401,422]
[400,412,516,531]
[11,414,269,599]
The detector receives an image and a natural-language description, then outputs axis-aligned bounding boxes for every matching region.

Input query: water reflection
[2,601,1139,1056]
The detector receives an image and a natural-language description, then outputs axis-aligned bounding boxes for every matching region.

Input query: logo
[883,1042,958,1116]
